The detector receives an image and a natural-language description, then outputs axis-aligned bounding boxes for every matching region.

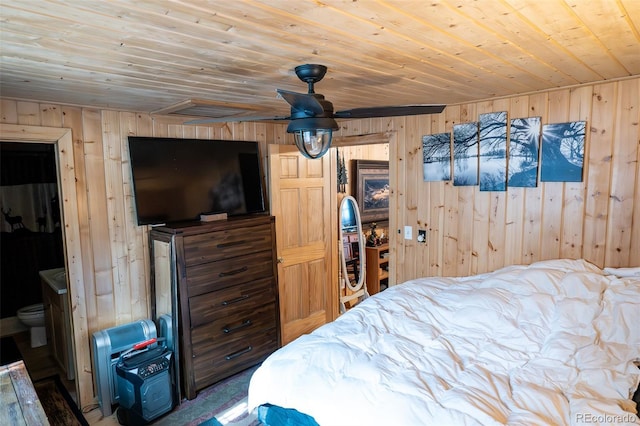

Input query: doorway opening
[0,137,76,401]
[335,143,390,311]
[1,142,64,320]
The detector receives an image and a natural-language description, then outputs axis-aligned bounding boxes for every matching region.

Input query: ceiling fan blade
[184,115,290,125]
[334,104,446,119]
[277,89,325,116]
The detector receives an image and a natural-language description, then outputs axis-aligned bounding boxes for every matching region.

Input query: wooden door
[268,144,338,345]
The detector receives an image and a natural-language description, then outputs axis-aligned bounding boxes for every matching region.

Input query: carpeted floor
[152,365,261,426]
[34,375,89,426]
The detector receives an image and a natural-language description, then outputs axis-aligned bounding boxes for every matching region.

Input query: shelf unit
[365,243,389,295]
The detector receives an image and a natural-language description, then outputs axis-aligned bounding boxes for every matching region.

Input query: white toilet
[17,303,47,348]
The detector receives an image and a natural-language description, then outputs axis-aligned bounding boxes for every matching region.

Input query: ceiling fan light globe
[287,116,339,159]
[294,129,333,159]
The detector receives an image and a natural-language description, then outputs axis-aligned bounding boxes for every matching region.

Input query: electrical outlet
[404,225,412,240]
[417,229,427,243]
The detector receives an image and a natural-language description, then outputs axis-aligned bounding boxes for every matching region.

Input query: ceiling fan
[187,64,446,159]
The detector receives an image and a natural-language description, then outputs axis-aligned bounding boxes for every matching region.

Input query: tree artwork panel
[453,122,479,186]
[508,117,541,187]
[540,121,586,182]
[422,132,451,182]
[479,111,508,191]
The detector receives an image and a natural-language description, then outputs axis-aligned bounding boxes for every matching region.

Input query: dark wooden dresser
[149,215,280,400]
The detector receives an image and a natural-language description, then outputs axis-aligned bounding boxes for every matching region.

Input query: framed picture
[352,160,389,223]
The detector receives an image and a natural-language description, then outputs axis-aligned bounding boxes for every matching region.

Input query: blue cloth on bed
[198,417,223,426]
[257,404,319,426]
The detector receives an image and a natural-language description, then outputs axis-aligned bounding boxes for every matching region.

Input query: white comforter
[248,259,640,425]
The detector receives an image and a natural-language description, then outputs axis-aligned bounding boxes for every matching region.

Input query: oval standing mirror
[339,195,368,313]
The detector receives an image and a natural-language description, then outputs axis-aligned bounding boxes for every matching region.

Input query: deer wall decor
[2,208,26,231]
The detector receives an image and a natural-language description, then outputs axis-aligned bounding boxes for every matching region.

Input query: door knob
[277,257,284,264]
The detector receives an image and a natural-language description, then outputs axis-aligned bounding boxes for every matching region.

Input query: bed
[248,259,640,425]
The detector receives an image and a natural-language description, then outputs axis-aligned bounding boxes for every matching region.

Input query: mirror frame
[339,195,368,312]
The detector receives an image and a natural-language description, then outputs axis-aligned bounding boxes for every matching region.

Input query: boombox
[116,340,173,425]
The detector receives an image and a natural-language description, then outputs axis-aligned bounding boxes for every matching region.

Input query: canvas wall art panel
[540,121,586,182]
[453,122,479,186]
[479,111,508,191]
[422,132,452,182]
[508,116,541,187]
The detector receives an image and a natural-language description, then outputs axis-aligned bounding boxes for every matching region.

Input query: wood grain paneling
[1,1,639,117]
[0,104,288,411]
[607,78,639,266]
[1,75,638,410]
[392,77,640,284]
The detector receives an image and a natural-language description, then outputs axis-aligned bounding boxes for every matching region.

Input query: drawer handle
[219,266,248,277]
[225,346,253,360]
[223,319,252,334]
[221,295,249,306]
[217,240,248,249]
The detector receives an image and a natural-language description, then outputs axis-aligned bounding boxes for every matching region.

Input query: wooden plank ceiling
[1,0,638,121]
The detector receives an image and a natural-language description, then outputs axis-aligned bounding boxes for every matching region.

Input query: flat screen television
[127,137,266,225]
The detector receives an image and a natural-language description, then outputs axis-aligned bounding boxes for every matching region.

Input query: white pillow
[603,267,640,278]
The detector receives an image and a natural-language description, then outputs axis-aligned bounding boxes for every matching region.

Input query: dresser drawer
[191,302,277,342]
[192,327,278,391]
[183,224,272,266]
[186,250,274,296]
[189,278,276,328]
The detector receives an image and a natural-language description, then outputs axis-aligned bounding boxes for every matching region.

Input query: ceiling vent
[152,99,268,119]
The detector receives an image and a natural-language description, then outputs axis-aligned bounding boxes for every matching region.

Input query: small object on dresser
[367,222,379,247]
[200,212,228,222]
[379,231,387,244]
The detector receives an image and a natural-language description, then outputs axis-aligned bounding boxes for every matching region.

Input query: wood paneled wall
[389,77,640,284]
[0,102,290,409]
[1,76,638,408]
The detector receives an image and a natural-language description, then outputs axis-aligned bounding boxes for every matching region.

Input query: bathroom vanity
[39,268,74,380]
